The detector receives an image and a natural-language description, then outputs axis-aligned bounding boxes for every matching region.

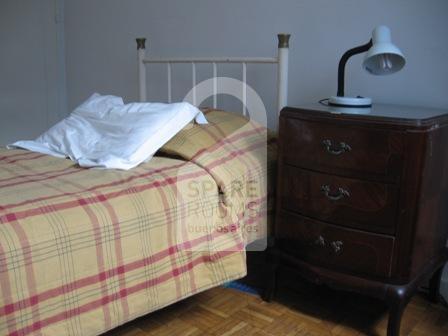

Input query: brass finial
[136,38,146,50]
[277,34,291,48]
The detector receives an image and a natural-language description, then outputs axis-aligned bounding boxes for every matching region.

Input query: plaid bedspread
[0,110,274,336]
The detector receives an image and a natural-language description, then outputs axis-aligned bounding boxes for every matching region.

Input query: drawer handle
[331,241,344,254]
[314,235,326,247]
[321,185,350,201]
[322,139,351,155]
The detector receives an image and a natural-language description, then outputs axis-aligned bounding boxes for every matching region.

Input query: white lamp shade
[362,26,405,75]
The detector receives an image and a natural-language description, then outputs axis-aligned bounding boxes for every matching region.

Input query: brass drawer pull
[321,185,350,201]
[331,241,344,254]
[314,235,326,247]
[312,236,343,255]
[322,139,351,155]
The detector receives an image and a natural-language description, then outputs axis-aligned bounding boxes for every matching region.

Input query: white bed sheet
[10,93,207,170]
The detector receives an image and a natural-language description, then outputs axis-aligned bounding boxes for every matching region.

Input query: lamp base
[328,96,372,108]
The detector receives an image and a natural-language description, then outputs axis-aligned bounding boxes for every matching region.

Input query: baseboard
[441,265,448,301]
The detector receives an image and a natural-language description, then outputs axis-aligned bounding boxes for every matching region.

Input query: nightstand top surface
[284,103,448,127]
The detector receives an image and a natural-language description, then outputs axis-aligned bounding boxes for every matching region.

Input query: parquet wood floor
[104,282,448,336]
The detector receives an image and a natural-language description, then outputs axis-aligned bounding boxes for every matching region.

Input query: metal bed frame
[136,34,291,117]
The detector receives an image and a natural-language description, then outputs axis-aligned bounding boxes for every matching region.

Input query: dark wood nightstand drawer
[281,117,404,181]
[277,211,395,278]
[270,105,448,334]
[280,165,399,234]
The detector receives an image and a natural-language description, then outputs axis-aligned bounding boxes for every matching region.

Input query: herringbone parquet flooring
[104,282,448,336]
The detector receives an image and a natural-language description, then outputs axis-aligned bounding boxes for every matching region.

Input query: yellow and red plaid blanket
[0,110,275,336]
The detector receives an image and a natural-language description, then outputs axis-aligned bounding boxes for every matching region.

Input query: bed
[0,35,289,336]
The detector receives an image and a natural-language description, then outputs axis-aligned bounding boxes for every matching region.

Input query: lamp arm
[337,39,373,97]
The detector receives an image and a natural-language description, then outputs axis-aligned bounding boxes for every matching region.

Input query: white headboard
[136,34,290,116]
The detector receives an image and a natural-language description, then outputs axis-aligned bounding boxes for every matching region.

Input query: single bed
[0,35,289,336]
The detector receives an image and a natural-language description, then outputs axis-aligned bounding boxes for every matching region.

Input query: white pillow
[10,93,208,170]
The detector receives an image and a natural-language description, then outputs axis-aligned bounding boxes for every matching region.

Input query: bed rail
[136,34,290,116]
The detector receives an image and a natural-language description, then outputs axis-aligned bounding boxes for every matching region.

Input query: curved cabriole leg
[387,300,407,336]
[428,266,444,303]
[386,287,411,336]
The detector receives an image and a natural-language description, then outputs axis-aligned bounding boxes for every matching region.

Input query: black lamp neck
[337,39,373,97]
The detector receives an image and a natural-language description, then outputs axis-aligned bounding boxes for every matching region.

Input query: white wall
[64,0,448,299]
[64,0,448,129]
[0,0,67,145]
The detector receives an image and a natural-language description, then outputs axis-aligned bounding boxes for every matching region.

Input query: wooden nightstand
[266,104,448,336]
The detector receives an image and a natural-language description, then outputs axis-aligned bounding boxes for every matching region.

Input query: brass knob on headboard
[136,38,146,50]
[277,34,291,48]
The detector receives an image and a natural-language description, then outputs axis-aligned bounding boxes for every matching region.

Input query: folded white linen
[10,93,208,170]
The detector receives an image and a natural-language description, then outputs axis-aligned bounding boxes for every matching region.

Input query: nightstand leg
[387,293,410,336]
[261,251,278,302]
[262,268,277,301]
[428,265,444,303]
